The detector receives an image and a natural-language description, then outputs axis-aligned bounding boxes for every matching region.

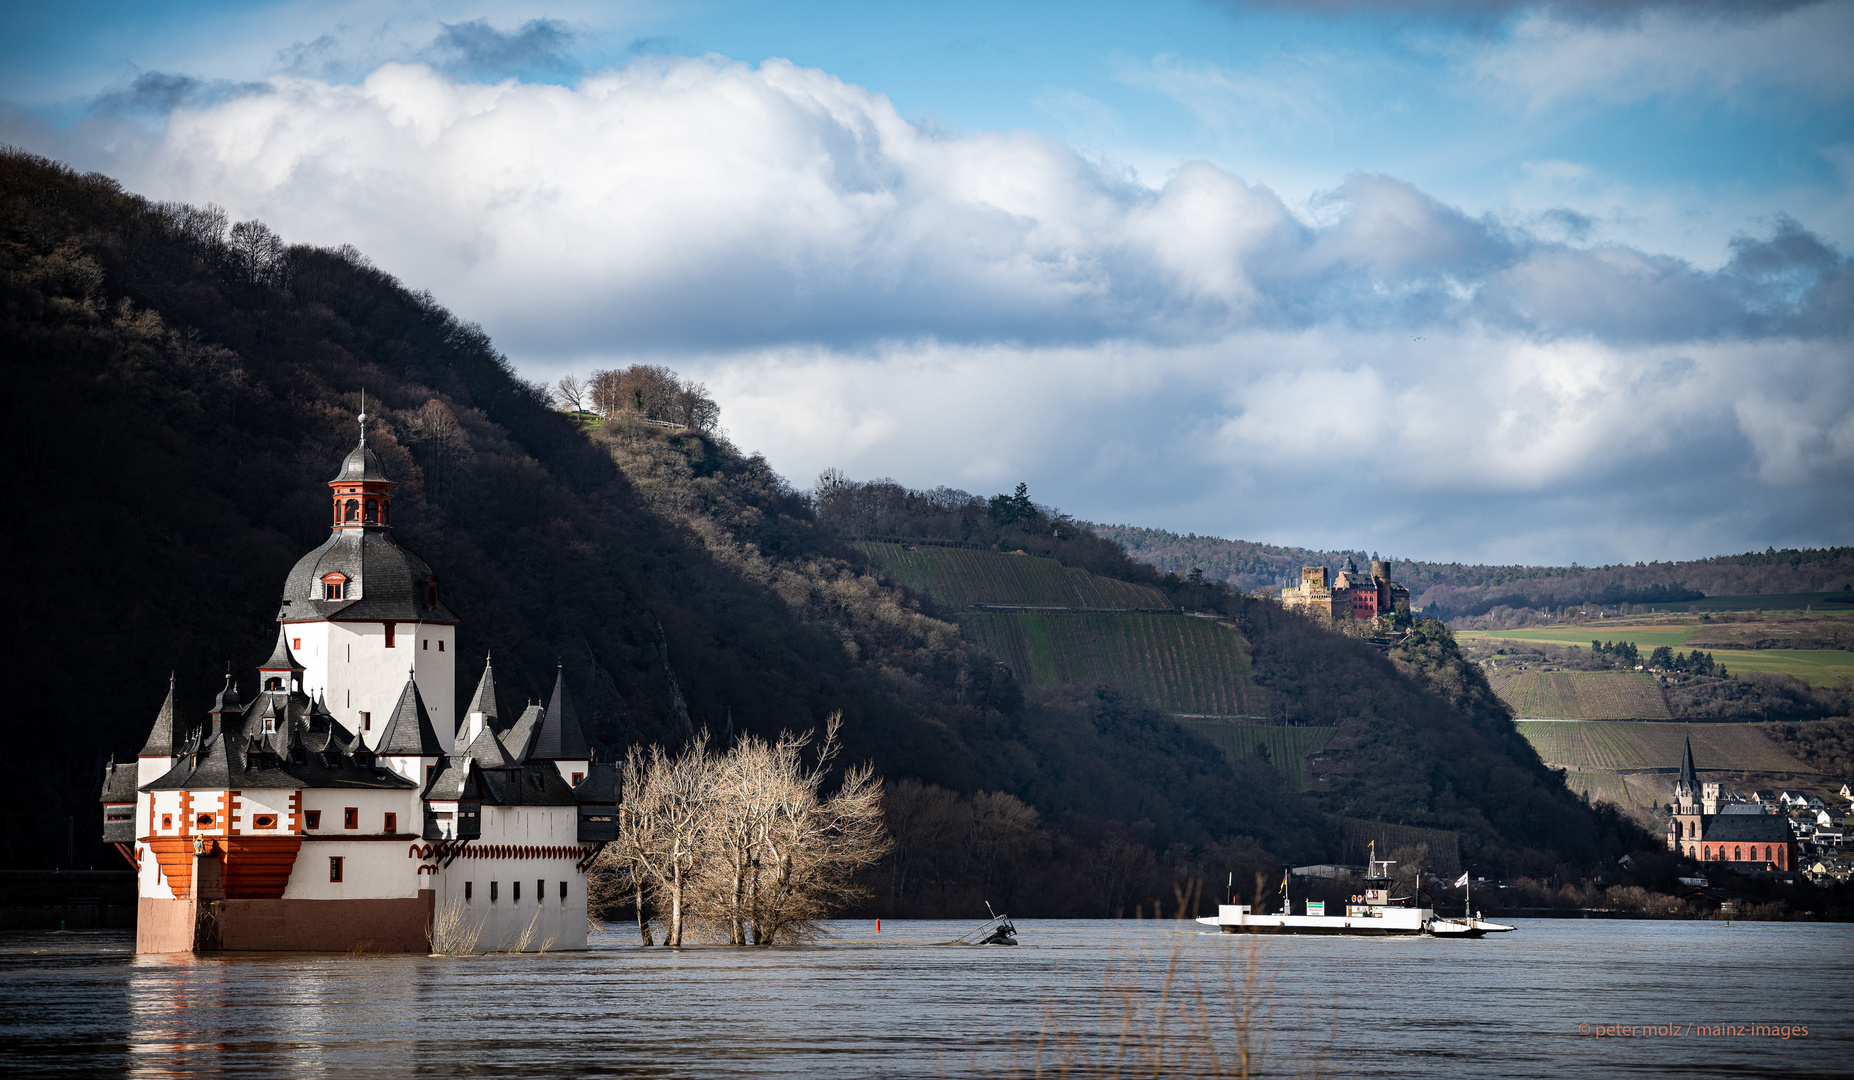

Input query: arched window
[264,677,282,691]
[1764,846,1772,863]
[364,499,378,523]
[1703,846,1710,860]
[321,573,347,601]
[1734,846,1742,861]
[344,499,360,522]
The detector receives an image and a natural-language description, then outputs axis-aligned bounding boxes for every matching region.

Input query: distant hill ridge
[1090,524,1854,623]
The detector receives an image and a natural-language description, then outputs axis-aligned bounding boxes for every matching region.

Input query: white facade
[288,619,456,752]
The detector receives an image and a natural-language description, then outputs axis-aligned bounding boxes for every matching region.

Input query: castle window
[364,499,378,523]
[572,773,584,786]
[329,857,344,883]
[384,623,396,648]
[438,640,444,652]
[162,814,172,830]
[465,881,473,902]
[321,573,347,601]
[513,881,521,903]
[360,711,371,731]
[306,811,321,830]
[537,879,545,904]
[423,639,428,651]
[344,807,359,829]
[384,813,397,834]
[253,814,277,830]
[343,499,359,523]
[490,881,499,902]
[263,717,276,733]
[197,814,214,829]
[293,638,302,651]
[559,880,567,901]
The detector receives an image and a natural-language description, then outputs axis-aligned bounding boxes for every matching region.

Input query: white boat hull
[1195,904,1514,937]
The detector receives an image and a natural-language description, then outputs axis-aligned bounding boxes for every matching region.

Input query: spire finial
[358,389,369,446]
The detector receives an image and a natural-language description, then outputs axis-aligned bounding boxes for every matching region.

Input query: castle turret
[461,656,501,748]
[257,627,305,695]
[374,672,447,785]
[536,665,593,786]
[137,674,181,787]
[277,409,458,743]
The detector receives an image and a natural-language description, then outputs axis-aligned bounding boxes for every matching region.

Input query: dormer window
[321,573,348,601]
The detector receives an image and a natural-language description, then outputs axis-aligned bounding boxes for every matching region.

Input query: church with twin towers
[101,412,616,954]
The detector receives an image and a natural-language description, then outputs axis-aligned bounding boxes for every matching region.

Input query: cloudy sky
[5,1,1850,565]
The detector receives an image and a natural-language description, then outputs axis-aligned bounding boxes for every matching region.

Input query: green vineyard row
[959,611,1262,716]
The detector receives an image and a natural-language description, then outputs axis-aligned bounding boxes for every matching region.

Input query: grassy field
[1463,625,1698,649]
[1178,722,1335,790]
[1515,720,1815,774]
[961,611,1260,715]
[1484,670,1670,719]
[858,542,1171,610]
[1696,648,1854,685]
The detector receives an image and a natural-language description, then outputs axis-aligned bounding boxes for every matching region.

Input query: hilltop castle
[99,414,616,954]
[1666,737,1794,872]
[1278,556,1412,621]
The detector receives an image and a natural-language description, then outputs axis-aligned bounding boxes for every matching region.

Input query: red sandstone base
[136,892,435,954]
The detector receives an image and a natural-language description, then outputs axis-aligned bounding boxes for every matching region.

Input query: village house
[99,415,616,954]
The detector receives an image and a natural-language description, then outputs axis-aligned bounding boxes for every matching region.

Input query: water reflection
[1,920,1848,1079]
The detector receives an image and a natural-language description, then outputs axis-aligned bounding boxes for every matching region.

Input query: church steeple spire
[1676,736,1698,798]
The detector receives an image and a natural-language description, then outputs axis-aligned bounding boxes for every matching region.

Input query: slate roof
[138,674,179,758]
[374,677,446,757]
[1676,737,1699,796]
[462,721,517,771]
[101,757,139,802]
[333,439,393,484]
[481,763,580,807]
[259,627,304,672]
[464,657,501,725]
[502,704,545,762]
[1702,813,1793,844]
[534,666,590,760]
[573,761,619,803]
[276,528,459,624]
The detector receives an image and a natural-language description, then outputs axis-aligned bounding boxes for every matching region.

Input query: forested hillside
[1096,524,1854,623]
[0,150,1639,905]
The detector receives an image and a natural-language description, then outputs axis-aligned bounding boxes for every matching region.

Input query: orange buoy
[876,919,881,933]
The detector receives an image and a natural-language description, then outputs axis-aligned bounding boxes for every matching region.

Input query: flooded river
[1,919,1845,1078]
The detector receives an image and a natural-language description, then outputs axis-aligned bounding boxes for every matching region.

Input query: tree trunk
[635,875,653,946]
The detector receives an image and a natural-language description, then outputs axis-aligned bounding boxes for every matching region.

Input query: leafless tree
[553,374,587,414]
[620,734,714,946]
[407,398,470,502]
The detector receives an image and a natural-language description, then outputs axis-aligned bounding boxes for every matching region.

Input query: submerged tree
[606,714,889,946]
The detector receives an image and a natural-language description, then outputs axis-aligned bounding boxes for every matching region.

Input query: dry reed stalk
[430,897,484,956]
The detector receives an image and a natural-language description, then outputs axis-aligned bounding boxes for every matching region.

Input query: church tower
[1667,737,1703,857]
[276,407,459,750]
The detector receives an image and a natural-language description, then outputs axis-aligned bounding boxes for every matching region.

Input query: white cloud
[7,53,1848,561]
[1471,2,1854,109]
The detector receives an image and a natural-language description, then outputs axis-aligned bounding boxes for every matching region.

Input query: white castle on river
[100,413,615,953]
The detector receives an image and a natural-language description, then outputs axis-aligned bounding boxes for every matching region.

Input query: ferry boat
[1196,846,1514,938]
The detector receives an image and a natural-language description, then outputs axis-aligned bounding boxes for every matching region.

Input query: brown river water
[1,918,1846,1078]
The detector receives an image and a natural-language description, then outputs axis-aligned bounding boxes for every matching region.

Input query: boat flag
[1454,872,1469,888]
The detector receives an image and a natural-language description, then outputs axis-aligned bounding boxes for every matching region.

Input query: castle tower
[460,656,501,748]
[277,409,458,749]
[136,674,181,787]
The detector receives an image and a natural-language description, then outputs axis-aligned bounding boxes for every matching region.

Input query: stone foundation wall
[134,891,434,953]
